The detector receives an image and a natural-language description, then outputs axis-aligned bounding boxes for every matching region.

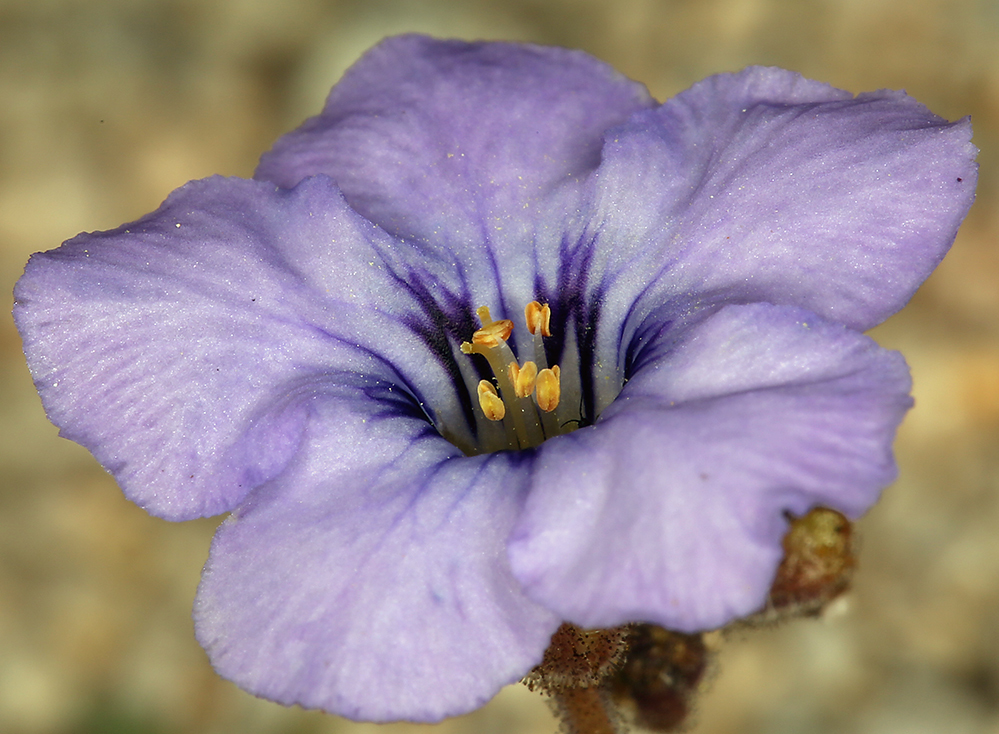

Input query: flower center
[458,301,578,453]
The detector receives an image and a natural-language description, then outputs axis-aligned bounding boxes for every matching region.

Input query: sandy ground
[1,1,997,733]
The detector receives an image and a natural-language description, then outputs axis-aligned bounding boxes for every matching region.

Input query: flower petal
[507,303,912,631]
[14,175,477,520]
[194,393,559,722]
[255,34,654,270]
[587,66,977,331]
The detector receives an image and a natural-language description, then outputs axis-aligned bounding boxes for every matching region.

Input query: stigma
[460,302,573,452]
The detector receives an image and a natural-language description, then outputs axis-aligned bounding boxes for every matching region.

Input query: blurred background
[1,0,997,732]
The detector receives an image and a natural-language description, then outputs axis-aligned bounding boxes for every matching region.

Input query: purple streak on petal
[508,303,912,632]
[14,175,483,520]
[587,66,977,332]
[194,393,559,722]
[255,34,655,318]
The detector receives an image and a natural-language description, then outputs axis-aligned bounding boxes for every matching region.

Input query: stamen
[477,380,506,421]
[526,302,552,378]
[472,319,514,348]
[525,301,552,337]
[509,360,539,398]
[536,366,561,412]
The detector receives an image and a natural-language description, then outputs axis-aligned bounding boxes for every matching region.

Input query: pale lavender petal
[194,392,559,722]
[14,175,478,520]
[255,33,654,302]
[586,66,977,331]
[508,303,912,631]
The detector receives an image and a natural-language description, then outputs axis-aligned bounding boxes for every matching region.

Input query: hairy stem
[552,687,620,734]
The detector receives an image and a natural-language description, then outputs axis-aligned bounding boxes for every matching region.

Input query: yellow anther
[477,380,506,421]
[507,362,519,389]
[525,301,552,337]
[535,367,561,412]
[508,360,538,399]
[471,319,514,348]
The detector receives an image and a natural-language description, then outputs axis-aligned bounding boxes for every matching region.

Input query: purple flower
[14,35,976,723]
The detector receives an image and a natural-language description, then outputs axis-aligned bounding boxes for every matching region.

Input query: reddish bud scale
[767,507,855,616]
[610,626,710,732]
